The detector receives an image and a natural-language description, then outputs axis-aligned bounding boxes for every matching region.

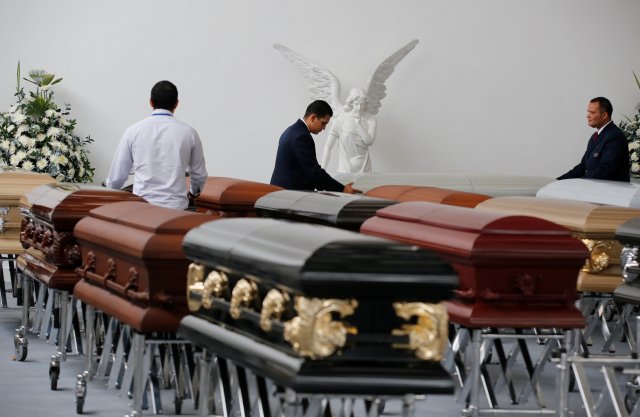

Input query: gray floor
[0,272,634,417]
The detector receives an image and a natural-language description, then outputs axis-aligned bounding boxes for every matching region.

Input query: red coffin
[365,185,492,208]
[74,201,213,332]
[18,184,145,290]
[195,177,282,217]
[361,201,588,328]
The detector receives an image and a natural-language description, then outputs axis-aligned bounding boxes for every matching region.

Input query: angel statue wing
[273,43,343,113]
[365,39,419,115]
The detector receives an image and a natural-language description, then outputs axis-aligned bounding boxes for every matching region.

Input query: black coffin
[614,218,640,304]
[254,190,396,231]
[179,218,458,395]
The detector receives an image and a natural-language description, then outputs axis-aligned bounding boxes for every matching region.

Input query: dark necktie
[593,131,599,143]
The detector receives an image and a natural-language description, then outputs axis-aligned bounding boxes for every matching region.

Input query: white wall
[1,0,639,183]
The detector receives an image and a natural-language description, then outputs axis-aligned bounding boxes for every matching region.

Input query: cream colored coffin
[332,173,553,196]
[475,196,640,292]
[536,178,640,208]
[0,169,56,254]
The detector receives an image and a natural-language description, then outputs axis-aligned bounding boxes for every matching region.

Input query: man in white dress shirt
[106,80,208,209]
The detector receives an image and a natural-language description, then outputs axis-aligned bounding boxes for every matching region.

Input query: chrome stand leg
[59,290,69,361]
[84,305,95,380]
[464,329,482,417]
[129,332,145,417]
[556,329,572,417]
[21,273,31,329]
[402,394,416,417]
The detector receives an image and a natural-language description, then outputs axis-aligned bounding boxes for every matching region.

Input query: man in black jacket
[270,100,359,192]
[558,97,630,182]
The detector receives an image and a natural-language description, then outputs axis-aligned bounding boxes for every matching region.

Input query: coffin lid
[195,177,282,211]
[365,185,492,208]
[254,190,396,230]
[0,168,56,205]
[182,217,457,299]
[332,173,553,196]
[21,183,145,227]
[615,217,640,245]
[537,178,640,208]
[74,201,213,259]
[476,196,640,237]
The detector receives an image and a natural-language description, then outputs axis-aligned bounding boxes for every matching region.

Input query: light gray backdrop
[1,0,639,183]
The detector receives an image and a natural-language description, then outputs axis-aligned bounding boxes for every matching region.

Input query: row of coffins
[4,173,639,416]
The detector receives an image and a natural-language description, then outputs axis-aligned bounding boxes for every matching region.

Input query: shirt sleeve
[187,130,208,195]
[105,132,133,190]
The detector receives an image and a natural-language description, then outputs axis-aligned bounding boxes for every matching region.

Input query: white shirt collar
[597,120,612,135]
[151,108,174,116]
[300,118,310,132]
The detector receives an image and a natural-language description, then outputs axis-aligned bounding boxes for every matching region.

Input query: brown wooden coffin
[365,185,492,208]
[195,177,282,217]
[361,201,588,328]
[0,169,56,254]
[475,196,640,292]
[18,183,145,290]
[74,201,212,332]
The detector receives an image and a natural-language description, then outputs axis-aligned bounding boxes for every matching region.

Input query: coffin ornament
[581,239,615,273]
[0,206,9,232]
[229,278,258,319]
[187,262,206,312]
[260,289,291,332]
[392,302,448,361]
[202,270,229,309]
[283,297,358,359]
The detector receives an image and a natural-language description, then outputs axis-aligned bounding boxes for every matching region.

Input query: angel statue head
[273,40,419,174]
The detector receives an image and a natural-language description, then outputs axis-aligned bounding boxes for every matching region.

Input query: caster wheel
[15,341,28,362]
[603,304,615,321]
[50,368,59,390]
[174,397,182,415]
[626,389,639,413]
[76,398,84,414]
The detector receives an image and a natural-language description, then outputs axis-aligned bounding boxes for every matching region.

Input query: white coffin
[332,173,554,196]
[536,178,640,208]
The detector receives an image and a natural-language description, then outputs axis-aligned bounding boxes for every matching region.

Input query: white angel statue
[274,40,419,174]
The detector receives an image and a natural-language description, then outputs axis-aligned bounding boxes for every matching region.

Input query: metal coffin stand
[254,189,396,231]
[361,201,589,416]
[73,201,213,415]
[15,182,144,387]
[365,185,492,208]
[180,217,458,417]
[0,169,55,310]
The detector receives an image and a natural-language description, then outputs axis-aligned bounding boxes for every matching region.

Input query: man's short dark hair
[304,100,333,118]
[151,81,178,110]
[590,97,613,117]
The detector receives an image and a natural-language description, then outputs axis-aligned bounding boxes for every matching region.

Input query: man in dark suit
[270,100,359,193]
[558,97,630,182]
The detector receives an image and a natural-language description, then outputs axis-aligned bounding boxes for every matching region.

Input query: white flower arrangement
[621,71,640,178]
[0,63,94,182]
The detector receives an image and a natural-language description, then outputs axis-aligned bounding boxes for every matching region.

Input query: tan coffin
[0,169,56,254]
[365,185,492,208]
[476,196,640,292]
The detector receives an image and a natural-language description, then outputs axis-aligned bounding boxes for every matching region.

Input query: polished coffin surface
[74,201,212,332]
[19,183,145,290]
[476,196,640,292]
[195,176,282,217]
[0,169,56,254]
[180,217,458,394]
[361,201,588,328]
[365,184,492,208]
[332,173,554,196]
[254,190,396,230]
[537,178,640,208]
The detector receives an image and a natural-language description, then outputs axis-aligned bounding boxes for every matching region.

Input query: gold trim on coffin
[260,289,290,332]
[284,297,358,359]
[230,278,258,319]
[202,271,228,309]
[392,302,448,361]
[186,263,205,312]
[580,239,617,273]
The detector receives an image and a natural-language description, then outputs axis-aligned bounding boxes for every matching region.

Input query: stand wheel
[174,397,183,415]
[50,367,60,390]
[626,389,639,413]
[15,340,28,362]
[603,303,615,321]
[76,398,84,414]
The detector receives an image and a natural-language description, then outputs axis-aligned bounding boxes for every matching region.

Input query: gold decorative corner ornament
[230,278,258,319]
[581,239,615,273]
[202,270,229,309]
[186,263,205,312]
[392,302,448,361]
[260,289,291,332]
[283,297,358,359]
